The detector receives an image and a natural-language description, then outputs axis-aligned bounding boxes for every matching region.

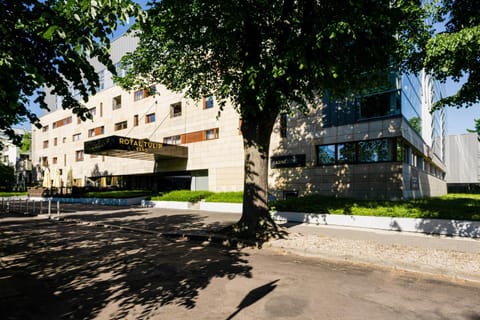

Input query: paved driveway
[1,206,479,319]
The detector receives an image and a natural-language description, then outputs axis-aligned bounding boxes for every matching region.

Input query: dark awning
[84,135,188,161]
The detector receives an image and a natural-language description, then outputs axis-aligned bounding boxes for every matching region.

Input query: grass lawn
[0,192,28,197]
[270,193,480,221]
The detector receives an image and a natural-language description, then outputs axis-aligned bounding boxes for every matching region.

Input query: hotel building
[31,35,447,200]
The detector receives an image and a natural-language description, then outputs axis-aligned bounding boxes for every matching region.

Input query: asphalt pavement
[32,204,480,283]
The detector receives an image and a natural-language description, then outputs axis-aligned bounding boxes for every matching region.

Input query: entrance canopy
[84,135,188,161]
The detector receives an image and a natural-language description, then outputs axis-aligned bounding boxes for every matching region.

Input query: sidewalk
[24,204,480,283]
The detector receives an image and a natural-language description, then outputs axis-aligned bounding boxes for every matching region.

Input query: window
[112,95,122,110]
[173,135,181,144]
[63,137,67,143]
[42,157,48,166]
[89,107,96,116]
[317,145,336,165]
[358,139,393,163]
[42,125,49,132]
[280,113,287,138]
[53,137,58,146]
[170,102,182,117]
[75,150,84,162]
[97,70,105,91]
[145,113,155,124]
[134,85,156,101]
[64,154,66,166]
[88,126,104,137]
[72,133,82,141]
[337,143,356,163]
[114,62,125,77]
[204,96,214,109]
[133,114,139,126]
[100,102,103,117]
[52,157,58,165]
[205,128,219,140]
[53,116,72,129]
[43,140,49,149]
[358,90,400,119]
[164,135,181,144]
[114,121,128,131]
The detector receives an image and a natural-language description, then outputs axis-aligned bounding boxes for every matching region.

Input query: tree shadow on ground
[0,218,253,319]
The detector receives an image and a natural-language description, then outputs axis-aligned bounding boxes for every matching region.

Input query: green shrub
[269,193,480,221]
[151,190,213,202]
[84,190,151,199]
[205,192,243,203]
[0,192,28,197]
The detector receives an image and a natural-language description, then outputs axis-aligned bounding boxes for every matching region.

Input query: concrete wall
[445,133,480,184]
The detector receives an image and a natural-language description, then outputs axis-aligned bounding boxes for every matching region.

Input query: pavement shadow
[0,218,253,319]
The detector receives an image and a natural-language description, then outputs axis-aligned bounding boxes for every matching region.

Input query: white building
[31,34,447,199]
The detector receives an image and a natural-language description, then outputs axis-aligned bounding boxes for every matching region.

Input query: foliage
[0,0,144,145]
[270,193,480,221]
[0,163,15,191]
[204,192,244,203]
[467,118,480,134]
[408,116,422,134]
[20,131,31,153]
[84,190,151,199]
[0,191,28,197]
[152,190,214,202]
[424,0,480,109]
[118,0,429,239]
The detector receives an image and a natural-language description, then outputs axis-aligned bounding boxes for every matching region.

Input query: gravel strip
[268,233,480,283]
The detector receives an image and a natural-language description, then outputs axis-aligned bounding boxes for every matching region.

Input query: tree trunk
[236,112,280,240]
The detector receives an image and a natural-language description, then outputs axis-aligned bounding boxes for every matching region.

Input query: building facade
[31,35,447,199]
[269,71,447,200]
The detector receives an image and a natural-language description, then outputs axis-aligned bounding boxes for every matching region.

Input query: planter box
[199,201,242,213]
[31,196,147,206]
[272,211,480,238]
[144,200,194,209]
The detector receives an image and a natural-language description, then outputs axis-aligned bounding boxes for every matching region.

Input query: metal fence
[0,198,61,216]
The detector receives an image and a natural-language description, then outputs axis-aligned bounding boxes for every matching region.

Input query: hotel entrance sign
[84,136,188,161]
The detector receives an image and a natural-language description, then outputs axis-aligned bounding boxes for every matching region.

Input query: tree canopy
[119,0,428,239]
[0,0,143,145]
[467,118,480,134]
[424,0,480,109]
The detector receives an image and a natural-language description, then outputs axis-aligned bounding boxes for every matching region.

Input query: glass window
[43,140,49,149]
[358,139,393,163]
[89,107,96,116]
[205,129,218,140]
[204,96,214,109]
[72,133,82,142]
[170,102,182,117]
[163,137,172,144]
[146,113,155,124]
[317,145,335,165]
[112,95,122,110]
[172,135,181,144]
[358,90,400,119]
[337,143,356,163]
[97,70,105,91]
[114,121,127,131]
[134,114,139,126]
[75,150,84,162]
